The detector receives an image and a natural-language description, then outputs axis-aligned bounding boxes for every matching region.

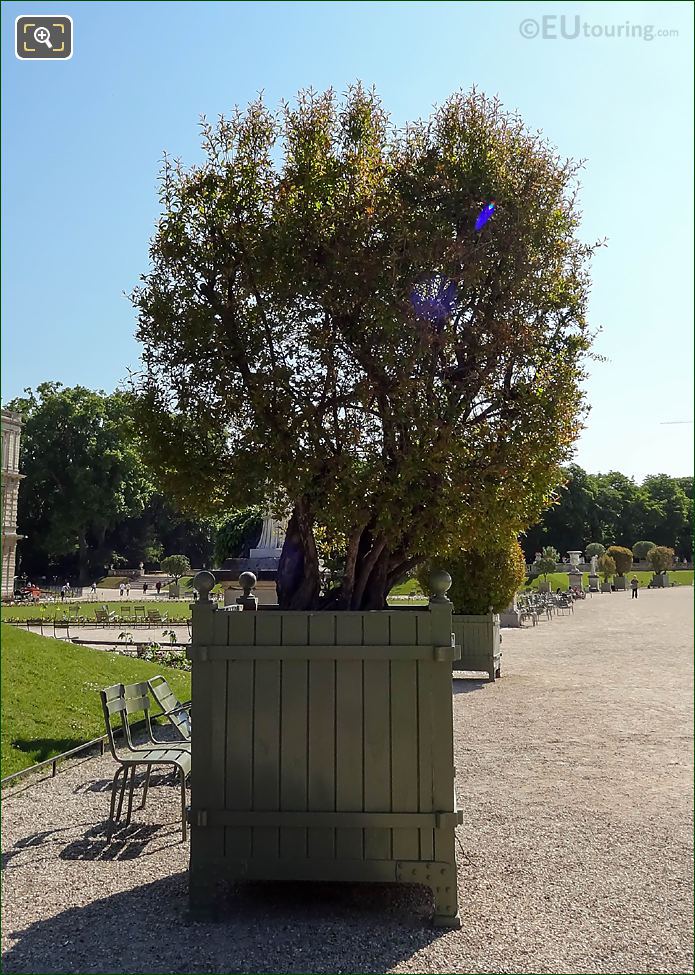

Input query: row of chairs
[100,676,192,841]
[518,591,575,626]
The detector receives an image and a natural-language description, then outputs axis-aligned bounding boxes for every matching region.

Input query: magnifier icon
[34,26,53,49]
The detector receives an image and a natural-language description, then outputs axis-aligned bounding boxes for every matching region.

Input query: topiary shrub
[605,545,632,577]
[585,542,605,560]
[632,540,657,561]
[647,545,674,574]
[536,545,560,581]
[419,534,526,615]
[598,553,616,582]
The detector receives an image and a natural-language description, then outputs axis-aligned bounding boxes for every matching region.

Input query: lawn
[524,570,693,590]
[1,600,192,622]
[0,625,191,777]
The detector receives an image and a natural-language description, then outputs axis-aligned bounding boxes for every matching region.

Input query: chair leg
[140,764,152,809]
[107,767,124,842]
[180,768,187,842]
[125,766,137,826]
[116,765,130,821]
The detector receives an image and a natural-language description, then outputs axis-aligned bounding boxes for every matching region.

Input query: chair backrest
[100,683,126,758]
[68,604,80,618]
[95,609,109,622]
[133,604,145,617]
[148,675,191,740]
[147,610,162,622]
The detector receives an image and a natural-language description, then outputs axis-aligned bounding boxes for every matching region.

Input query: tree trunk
[276,500,321,609]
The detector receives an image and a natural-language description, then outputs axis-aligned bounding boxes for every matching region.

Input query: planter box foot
[433,912,461,929]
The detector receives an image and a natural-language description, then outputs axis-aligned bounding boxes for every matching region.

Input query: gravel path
[2,588,692,974]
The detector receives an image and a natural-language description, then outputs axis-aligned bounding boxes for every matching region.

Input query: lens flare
[475,202,496,231]
[410,276,457,322]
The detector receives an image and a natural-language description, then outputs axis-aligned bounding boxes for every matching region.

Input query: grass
[1,600,192,622]
[0,624,191,778]
[524,570,693,591]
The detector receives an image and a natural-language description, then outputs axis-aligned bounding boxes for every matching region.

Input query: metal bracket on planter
[396,860,456,884]
[433,645,456,662]
[192,809,208,827]
[435,810,464,828]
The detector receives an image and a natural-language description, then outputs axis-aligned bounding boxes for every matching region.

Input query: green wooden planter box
[187,593,462,927]
[650,572,669,588]
[613,575,627,591]
[452,614,501,681]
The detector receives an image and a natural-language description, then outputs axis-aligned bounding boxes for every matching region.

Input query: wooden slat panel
[335,659,363,859]
[224,659,254,860]
[254,613,282,646]
[416,612,433,647]
[307,660,335,859]
[252,660,281,858]
[226,611,256,646]
[417,660,434,861]
[212,609,231,646]
[335,613,364,646]
[280,660,308,859]
[388,611,418,646]
[429,602,457,874]
[363,655,391,861]
[190,604,225,865]
[282,614,309,647]
[309,613,335,646]
[390,659,420,860]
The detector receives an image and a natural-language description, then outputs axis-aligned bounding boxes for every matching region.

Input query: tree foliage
[131,86,595,610]
[632,540,656,561]
[605,545,632,576]
[536,545,560,580]
[6,384,152,583]
[160,554,191,581]
[585,542,605,560]
[214,508,263,565]
[647,545,674,574]
[523,467,692,560]
[598,553,616,581]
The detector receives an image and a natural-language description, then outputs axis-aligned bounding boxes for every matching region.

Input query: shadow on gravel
[2,873,445,974]
[452,678,488,694]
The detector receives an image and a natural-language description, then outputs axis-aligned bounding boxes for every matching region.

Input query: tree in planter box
[160,554,191,587]
[418,534,526,614]
[132,86,596,610]
[605,545,632,579]
[536,546,560,584]
[598,553,616,583]
[647,545,674,574]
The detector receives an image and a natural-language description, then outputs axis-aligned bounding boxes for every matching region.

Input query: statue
[249,511,287,559]
[590,555,598,575]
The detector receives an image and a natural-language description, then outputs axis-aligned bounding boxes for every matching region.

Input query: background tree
[598,553,616,582]
[160,554,191,583]
[536,546,560,582]
[214,508,264,566]
[605,545,633,578]
[647,545,674,574]
[632,540,657,561]
[132,86,596,610]
[523,465,600,558]
[7,384,152,584]
[585,541,605,560]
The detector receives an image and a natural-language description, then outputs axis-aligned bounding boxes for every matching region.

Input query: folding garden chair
[147,675,191,743]
[100,683,191,841]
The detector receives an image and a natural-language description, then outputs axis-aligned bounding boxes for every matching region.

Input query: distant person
[143,582,148,596]
[91,581,97,596]
[60,585,66,601]
[119,582,125,598]
[125,580,131,597]
[156,580,162,595]
[630,575,639,599]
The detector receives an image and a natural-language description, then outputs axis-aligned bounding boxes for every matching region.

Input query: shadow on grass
[10,737,86,764]
[2,872,445,974]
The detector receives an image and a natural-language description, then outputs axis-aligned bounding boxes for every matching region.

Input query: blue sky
[2,0,693,480]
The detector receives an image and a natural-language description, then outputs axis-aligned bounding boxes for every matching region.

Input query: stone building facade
[2,409,25,599]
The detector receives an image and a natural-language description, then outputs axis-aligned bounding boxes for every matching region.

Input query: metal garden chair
[147,675,191,743]
[100,683,191,841]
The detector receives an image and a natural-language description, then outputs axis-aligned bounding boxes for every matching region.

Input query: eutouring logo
[519,16,679,41]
